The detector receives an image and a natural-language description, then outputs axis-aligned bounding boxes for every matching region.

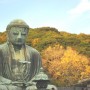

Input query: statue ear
[6,30,10,41]
[26,28,29,35]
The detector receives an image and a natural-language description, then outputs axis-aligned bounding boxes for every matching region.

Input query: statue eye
[21,33,26,35]
[13,32,18,35]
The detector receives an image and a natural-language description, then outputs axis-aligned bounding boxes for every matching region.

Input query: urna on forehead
[6,19,29,30]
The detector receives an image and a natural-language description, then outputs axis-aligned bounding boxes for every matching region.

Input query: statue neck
[8,42,26,61]
[8,42,25,51]
[12,44,23,51]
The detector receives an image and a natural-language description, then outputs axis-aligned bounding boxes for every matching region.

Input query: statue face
[8,27,28,45]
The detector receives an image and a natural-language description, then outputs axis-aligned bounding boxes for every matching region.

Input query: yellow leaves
[62,47,78,61]
[81,66,90,79]
[42,44,65,61]
[42,44,89,86]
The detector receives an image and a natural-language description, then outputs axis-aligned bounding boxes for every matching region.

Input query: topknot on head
[6,19,29,30]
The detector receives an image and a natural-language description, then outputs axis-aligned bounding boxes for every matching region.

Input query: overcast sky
[0,0,90,34]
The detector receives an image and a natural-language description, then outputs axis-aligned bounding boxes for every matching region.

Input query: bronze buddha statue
[0,19,41,90]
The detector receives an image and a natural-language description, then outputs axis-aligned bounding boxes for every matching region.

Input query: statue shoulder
[0,43,8,57]
[0,43,7,50]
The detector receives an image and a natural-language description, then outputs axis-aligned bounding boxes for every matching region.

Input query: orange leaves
[32,38,40,46]
[0,32,6,43]
[42,44,89,86]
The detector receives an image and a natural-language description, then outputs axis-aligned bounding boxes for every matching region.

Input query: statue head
[6,19,29,45]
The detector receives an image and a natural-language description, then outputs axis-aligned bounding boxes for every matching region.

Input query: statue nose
[17,32,22,39]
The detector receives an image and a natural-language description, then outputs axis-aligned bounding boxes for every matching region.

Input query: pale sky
[0,0,90,34]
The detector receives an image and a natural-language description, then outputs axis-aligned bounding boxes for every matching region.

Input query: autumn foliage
[42,44,90,86]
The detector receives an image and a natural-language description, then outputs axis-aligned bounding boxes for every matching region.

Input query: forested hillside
[0,27,90,86]
[27,27,90,57]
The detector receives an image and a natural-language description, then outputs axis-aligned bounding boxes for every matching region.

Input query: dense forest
[0,27,90,86]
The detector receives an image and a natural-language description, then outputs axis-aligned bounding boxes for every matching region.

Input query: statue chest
[11,50,28,81]
[11,59,27,81]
